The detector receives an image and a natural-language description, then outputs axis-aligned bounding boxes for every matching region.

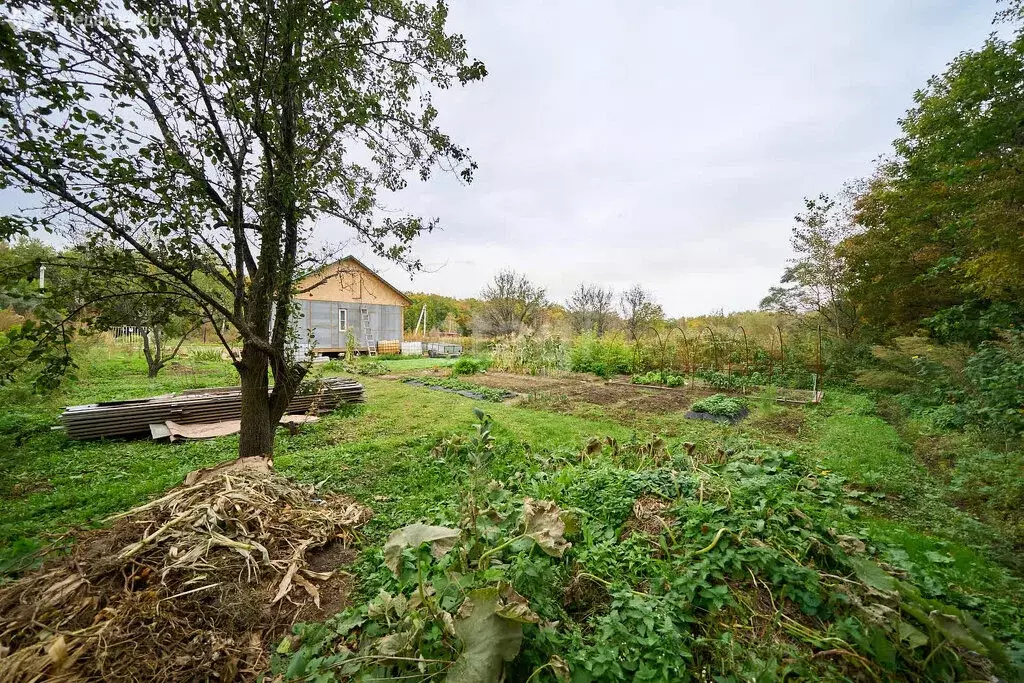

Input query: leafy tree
[67,247,207,378]
[618,284,661,343]
[404,292,474,335]
[0,0,485,458]
[566,283,615,336]
[760,194,858,339]
[843,6,1024,339]
[478,270,546,336]
[0,239,59,317]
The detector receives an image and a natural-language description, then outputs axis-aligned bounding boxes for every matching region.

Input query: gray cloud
[1,1,1000,317]
[347,0,1000,316]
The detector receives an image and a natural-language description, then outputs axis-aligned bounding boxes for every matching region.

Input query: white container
[401,341,424,356]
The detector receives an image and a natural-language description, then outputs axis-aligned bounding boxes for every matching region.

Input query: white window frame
[338,308,348,332]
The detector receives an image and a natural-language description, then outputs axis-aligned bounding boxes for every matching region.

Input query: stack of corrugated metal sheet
[60,377,364,440]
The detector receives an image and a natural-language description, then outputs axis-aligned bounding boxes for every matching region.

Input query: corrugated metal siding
[295,301,404,351]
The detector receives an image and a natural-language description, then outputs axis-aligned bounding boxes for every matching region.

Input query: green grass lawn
[375,356,454,371]
[2,351,1023,679]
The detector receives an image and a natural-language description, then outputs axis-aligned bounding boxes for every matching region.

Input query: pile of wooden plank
[60,377,364,440]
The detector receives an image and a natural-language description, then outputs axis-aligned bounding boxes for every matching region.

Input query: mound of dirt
[0,464,371,682]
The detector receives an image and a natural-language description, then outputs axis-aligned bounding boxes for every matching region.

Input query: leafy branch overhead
[0,0,485,456]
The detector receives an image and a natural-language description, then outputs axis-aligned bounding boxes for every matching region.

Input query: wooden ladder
[360,307,377,356]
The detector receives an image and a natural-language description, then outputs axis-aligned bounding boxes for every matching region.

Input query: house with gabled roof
[292,256,411,355]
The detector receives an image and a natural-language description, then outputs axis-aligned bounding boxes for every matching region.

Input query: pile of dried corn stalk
[0,465,371,682]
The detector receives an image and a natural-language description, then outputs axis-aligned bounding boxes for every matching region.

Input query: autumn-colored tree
[843,7,1024,341]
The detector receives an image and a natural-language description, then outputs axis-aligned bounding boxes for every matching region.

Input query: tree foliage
[404,292,476,336]
[761,194,858,339]
[843,9,1024,340]
[0,0,485,456]
[618,284,661,343]
[478,270,546,336]
[565,283,615,337]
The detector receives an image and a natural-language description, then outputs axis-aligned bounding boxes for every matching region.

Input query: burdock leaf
[928,611,986,652]
[495,583,539,624]
[848,556,897,593]
[522,498,571,557]
[383,524,460,575]
[447,587,524,683]
[898,622,929,649]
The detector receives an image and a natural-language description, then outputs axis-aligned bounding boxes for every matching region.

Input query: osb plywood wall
[296,258,409,308]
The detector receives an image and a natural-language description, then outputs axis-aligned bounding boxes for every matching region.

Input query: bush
[451,355,490,376]
[952,332,1024,437]
[690,394,747,417]
[924,404,966,431]
[569,333,632,377]
[665,374,684,387]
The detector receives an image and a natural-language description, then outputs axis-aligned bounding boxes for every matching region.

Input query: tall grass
[568,333,632,377]
[490,335,567,375]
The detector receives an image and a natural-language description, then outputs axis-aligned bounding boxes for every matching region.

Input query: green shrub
[569,333,632,377]
[952,332,1024,437]
[631,371,661,385]
[925,404,966,431]
[695,370,742,390]
[451,355,490,376]
[690,393,747,417]
[188,347,223,363]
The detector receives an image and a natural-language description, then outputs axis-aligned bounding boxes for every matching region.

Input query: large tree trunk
[237,343,276,459]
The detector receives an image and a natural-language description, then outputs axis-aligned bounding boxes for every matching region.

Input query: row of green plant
[484,332,828,388]
[631,371,685,387]
[689,394,747,418]
[273,412,1022,682]
[490,336,568,375]
[403,377,513,402]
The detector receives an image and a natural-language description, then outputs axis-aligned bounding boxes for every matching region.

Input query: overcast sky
[344,0,1001,317]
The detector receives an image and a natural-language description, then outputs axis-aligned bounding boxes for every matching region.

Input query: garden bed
[403,378,514,402]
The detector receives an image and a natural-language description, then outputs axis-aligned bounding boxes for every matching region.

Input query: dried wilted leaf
[581,437,603,460]
[522,498,571,558]
[272,563,300,604]
[549,654,571,682]
[383,524,461,575]
[292,574,321,609]
[495,584,539,624]
[47,635,68,668]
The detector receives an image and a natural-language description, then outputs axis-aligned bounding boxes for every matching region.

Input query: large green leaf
[383,524,461,575]
[446,587,524,683]
[848,556,897,593]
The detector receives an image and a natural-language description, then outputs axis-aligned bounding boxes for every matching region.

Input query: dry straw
[0,463,371,682]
